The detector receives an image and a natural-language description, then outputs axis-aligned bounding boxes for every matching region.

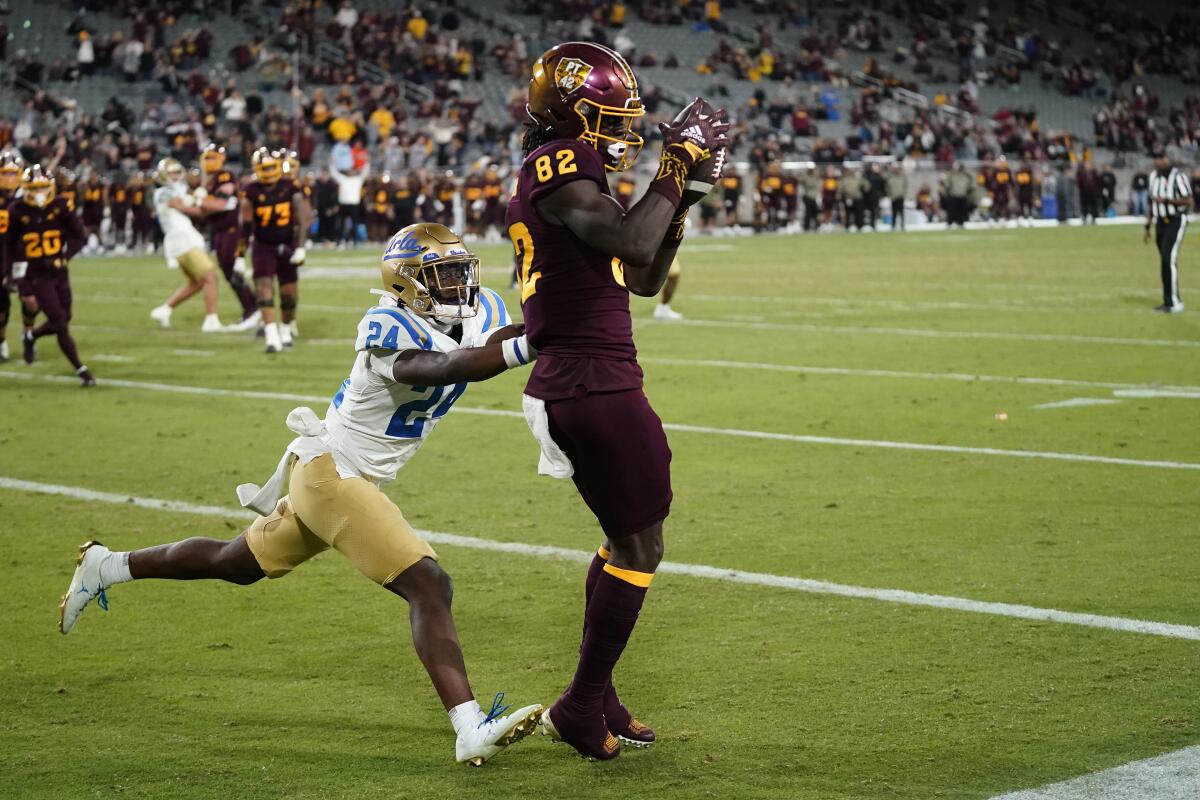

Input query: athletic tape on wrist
[503,335,532,369]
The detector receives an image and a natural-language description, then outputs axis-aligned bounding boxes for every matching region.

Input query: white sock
[204,313,220,324]
[99,550,133,587]
[279,324,293,345]
[264,322,282,349]
[448,699,484,737]
[0,340,8,359]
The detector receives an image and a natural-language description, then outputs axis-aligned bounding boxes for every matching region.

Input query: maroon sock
[581,547,608,641]
[563,566,650,712]
[581,548,633,727]
[57,330,83,370]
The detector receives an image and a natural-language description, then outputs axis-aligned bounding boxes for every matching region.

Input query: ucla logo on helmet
[385,231,423,261]
[555,58,593,94]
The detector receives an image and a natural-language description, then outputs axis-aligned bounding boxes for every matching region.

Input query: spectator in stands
[77,31,96,77]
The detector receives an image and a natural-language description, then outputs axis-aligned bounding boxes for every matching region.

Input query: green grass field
[2,225,1198,799]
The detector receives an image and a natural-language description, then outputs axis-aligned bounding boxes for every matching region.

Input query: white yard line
[3,370,1198,471]
[640,317,1200,348]
[682,293,1147,315]
[637,357,1200,393]
[3,474,1199,642]
[1031,398,1122,410]
[988,744,1200,799]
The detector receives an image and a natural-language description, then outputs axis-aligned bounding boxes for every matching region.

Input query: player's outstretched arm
[390,325,533,386]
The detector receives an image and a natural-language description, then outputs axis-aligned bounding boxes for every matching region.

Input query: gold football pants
[177,248,216,283]
[245,453,437,585]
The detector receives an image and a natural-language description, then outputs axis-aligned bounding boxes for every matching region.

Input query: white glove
[289,246,306,265]
[11,261,28,279]
[167,257,179,270]
[233,256,248,277]
[224,195,239,211]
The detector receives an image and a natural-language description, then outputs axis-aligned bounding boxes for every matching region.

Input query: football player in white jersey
[146,158,228,332]
[57,223,543,766]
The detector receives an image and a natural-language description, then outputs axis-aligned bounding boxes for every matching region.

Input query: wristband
[646,143,707,207]
[503,334,535,369]
[662,208,688,248]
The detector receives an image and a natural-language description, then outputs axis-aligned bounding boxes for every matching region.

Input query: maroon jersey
[0,190,14,277]
[109,184,130,216]
[59,187,78,214]
[82,184,105,214]
[6,198,87,275]
[246,178,299,245]
[506,138,642,401]
[206,169,240,233]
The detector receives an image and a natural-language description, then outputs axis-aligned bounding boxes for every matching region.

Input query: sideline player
[243,148,308,352]
[0,150,22,362]
[147,158,225,332]
[59,222,543,766]
[199,143,259,330]
[6,164,95,384]
[508,42,728,759]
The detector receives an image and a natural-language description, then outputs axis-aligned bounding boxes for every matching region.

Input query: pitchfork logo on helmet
[380,223,480,323]
[528,41,645,172]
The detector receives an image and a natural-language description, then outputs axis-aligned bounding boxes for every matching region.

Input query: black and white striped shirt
[1149,167,1192,221]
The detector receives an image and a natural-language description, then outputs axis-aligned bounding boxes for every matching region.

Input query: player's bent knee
[385,556,452,607]
[219,536,266,585]
[609,524,664,573]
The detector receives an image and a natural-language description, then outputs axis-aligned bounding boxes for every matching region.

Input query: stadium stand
[0,0,1196,241]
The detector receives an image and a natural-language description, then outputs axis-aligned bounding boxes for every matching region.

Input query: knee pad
[22,305,38,325]
[257,295,275,309]
[279,295,297,312]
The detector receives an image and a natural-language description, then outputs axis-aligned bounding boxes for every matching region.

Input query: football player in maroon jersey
[0,150,22,362]
[241,148,309,352]
[507,41,729,760]
[199,144,259,329]
[6,165,93,384]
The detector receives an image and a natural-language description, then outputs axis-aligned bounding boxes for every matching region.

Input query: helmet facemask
[415,253,481,323]
[576,98,644,172]
[25,180,55,208]
[200,147,225,175]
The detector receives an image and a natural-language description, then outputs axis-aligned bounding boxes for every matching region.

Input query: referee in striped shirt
[1144,148,1192,313]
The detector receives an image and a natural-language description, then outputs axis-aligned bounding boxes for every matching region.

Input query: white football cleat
[288,320,299,338]
[59,541,112,634]
[455,701,544,766]
[150,304,172,328]
[229,310,261,333]
[200,314,224,333]
[653,304,684,321]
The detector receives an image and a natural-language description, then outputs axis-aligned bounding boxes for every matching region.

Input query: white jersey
[152,182,207,259]
[322,288,512,482]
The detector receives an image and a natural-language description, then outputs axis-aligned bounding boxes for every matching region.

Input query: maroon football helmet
[527,41,645,172]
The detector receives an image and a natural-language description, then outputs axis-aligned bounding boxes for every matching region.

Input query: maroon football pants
[30,271,83,369]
